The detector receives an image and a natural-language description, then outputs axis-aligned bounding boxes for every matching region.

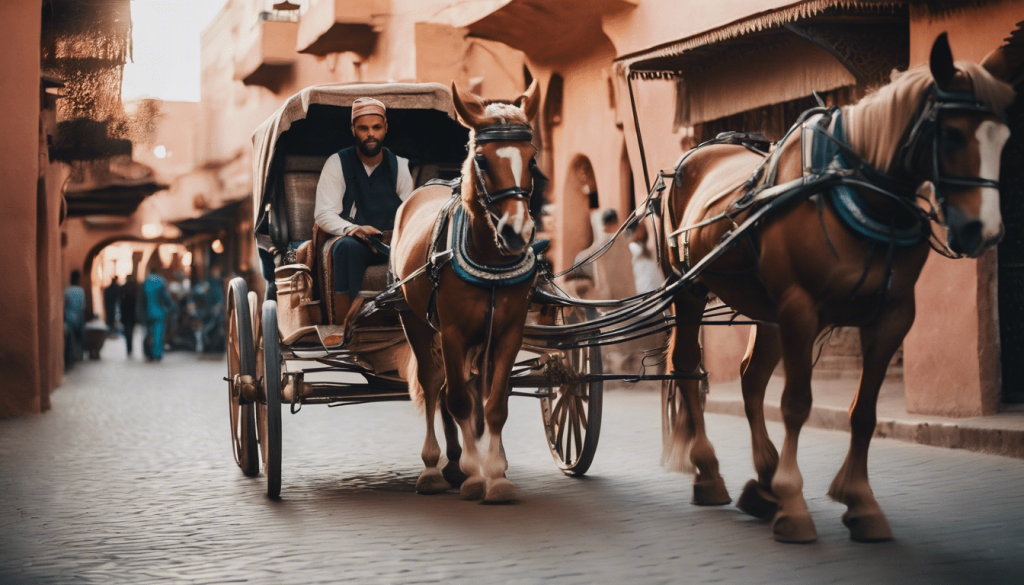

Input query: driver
[314,97,415,325]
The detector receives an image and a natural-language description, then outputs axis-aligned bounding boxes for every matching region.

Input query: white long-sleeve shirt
[313,152,415,236]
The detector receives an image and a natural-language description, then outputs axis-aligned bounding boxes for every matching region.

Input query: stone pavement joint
[3,342,1024,584]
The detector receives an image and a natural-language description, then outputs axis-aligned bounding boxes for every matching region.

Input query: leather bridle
[895,83,1002,211]
[471,124,537,209]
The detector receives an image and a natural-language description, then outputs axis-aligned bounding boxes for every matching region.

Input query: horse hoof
[415,468,451,495]
[771,511,818,543]
[843,510,893,542]
[483,478,517,504]
[691,475,731,506]
[460,476,486,501]
[442,460,468,487]
[737,479,778,520]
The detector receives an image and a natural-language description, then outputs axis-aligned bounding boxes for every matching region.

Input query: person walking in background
[103,276,122,336]
[142,271,173,362]
[63,270,86,370]
[120,274,139,358]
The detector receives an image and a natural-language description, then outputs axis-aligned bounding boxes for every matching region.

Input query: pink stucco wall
[903,2,1021,416]
[0,1,44,416]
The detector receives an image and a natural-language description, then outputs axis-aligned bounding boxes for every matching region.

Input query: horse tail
[661,389,696,473]
[398,343,425,410]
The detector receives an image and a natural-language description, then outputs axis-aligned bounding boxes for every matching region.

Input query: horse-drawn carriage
[226,82,604,500]
[226,34,1013,543]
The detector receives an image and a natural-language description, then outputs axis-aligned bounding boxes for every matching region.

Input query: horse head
[452,80,541,256]
[909,34,1015,257]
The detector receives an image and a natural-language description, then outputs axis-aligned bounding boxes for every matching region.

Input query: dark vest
[337,146,402,232]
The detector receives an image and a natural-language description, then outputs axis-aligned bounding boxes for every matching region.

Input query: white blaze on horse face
[976,120,1010,239]
[495,146,530,235]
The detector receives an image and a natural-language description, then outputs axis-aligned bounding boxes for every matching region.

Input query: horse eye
[475,154,489,171]
[940,127,966,148]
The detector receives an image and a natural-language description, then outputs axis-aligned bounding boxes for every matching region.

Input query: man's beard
[357,137,382,157]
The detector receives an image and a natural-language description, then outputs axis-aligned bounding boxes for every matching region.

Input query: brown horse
[659,34,1015,542]
[391,81,541,503]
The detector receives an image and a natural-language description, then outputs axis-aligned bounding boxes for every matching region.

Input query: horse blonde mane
[842,61,1016,173]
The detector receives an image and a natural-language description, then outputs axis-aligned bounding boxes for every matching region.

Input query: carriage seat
[281,154,434,295]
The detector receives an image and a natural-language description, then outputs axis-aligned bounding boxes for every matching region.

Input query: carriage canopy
[251,82,469,228]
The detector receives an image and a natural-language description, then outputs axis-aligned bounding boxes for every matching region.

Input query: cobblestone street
[3,345,1024,584]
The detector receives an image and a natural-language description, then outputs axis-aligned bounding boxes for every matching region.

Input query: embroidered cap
[351,97,386,123]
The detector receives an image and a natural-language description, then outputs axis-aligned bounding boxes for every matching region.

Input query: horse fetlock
[420,442,442,468]
[771,470,804,501]
[482,458,508,480]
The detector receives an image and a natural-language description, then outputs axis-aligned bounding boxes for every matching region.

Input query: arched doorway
[561,154,598,268]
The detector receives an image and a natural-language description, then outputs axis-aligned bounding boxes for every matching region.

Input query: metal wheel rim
[540,306,602,475]
[261,301,283,499]
[226,282,257,475]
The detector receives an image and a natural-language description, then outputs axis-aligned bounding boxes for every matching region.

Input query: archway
[561,154,598,268]
[83,236,186,322]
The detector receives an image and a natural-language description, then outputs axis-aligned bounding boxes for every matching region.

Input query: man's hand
[347,225,382,244]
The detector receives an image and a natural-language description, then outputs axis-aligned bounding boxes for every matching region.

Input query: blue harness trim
[813,112,927,248]
[449,205,537,289]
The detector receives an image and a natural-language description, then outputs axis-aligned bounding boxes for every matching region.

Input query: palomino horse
[660,34,1015,542]
[391,81,541,503]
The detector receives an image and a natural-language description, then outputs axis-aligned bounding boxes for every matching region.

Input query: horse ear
[514,79,540,121]
[451,81,487,129]
[930,32,957,89]
[980,45,1010,81]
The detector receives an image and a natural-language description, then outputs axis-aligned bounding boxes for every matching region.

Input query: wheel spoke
[555,391,569,455]
[570,400,583,461]
[575,393,588,429]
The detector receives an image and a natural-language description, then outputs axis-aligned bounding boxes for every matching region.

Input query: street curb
[705,398,1024,460]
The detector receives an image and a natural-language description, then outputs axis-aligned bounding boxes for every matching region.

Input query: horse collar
[449,205,537,289]
[809,111,929,248]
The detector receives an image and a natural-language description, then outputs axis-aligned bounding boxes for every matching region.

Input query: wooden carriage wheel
[539,306,603,476]
[227,278,259,477]
[256,300,283,499]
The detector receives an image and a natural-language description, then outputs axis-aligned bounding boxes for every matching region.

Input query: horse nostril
[956,220,983,256]
[500,225,526,251]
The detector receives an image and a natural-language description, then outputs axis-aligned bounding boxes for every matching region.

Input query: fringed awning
[673,33,856,127]
[617,0,905,73]
[615,0,910,129]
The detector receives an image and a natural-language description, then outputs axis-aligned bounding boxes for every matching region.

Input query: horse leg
[480,321,523,504]
[664,293,730,506]
[736,324,783,520]
[441,328,487,500]
[401,316,451,495]
[828,303,913,542]
[439,385,468,487]
[770,293,819,543]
